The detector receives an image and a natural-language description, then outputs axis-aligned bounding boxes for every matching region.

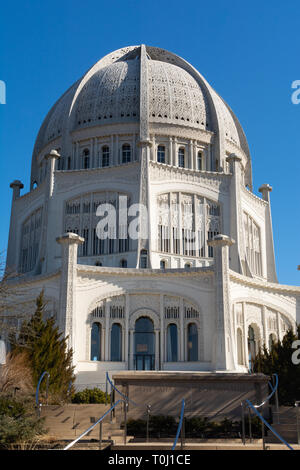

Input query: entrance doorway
[134,317,155,370]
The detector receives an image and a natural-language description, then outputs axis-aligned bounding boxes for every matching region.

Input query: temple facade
[3,45,300,389]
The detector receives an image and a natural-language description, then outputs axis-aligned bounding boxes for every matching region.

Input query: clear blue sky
[0,0,299,285]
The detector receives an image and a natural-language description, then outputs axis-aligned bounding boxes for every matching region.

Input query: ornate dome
[31,45,251,185]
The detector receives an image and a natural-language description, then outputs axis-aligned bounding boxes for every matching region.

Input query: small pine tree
[253,326,300,406]
[13,291,75,400]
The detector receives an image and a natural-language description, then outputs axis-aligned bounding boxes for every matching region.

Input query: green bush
[0,396,46,449]
[71,387,109,404]
[126,414,263,439]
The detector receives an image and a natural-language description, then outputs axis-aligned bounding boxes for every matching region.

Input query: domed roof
[32,45,251,181]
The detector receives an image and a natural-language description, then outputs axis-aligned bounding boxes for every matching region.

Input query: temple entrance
[134,317,155,370]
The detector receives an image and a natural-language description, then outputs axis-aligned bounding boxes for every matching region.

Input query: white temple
[4,45,300,388]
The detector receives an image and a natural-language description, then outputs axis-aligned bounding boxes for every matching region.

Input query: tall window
[140,249,148,268]
[269,333,276,351]
[157,145,166,164]
[160,259,166,269]
[102,146,110,167]
[111,324,122,361]
[248,325,256,371]
[122,144,131,163]
[91,322,101,361]
[167,324,178,362]
[197,152,203,170]
[82,149,90,169]
[187,323,198,361]
[178,148,185,168]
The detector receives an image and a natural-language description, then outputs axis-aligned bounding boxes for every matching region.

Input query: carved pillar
[105,298,111,361]
[226,154,244,274]
[180,297,184,361]
[261,305,268,346]
[7,180,24,270]
[39,150,60,274]
[125,294,129,367]
[242,302,248,367]
[160,295,164,367]
[129,329,134,370]
[208,234,235,371]
[155,330,160,370]
[56,233,84,363]
[259,184,277,282]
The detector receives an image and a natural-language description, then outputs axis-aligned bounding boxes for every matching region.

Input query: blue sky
[0,0,299,285]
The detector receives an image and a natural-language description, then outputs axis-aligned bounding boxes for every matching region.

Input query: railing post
[262,418,266,450]
[105,373,108,406]
[110,383,113,423]
[124,401,128,445]
[146,405,151,442]
[248,408,252,443]
[181,417,185,449]
[99,421,103,450]
[273,374,279,424]
[295,402,300,445]
[241,402,246,445]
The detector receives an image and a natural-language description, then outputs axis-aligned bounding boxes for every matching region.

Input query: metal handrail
[35,371,50,408]
[172,399,185,450]
[106,372,140,407]
[63,399,125,450]
[253,373,278,409]
[245,399,294,450]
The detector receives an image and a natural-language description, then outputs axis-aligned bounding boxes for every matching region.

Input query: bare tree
[0,251,40,352]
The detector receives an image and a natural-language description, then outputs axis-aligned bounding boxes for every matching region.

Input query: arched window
[160,260,166,270]
[237,329,244,365]
[111,324,122,361]
[122,144,131,163]
[82,149,90,169]
[184,263,191,269]
[187,323,198,361]
[167,324,178,362]
[91,322,101,361]
[197,152,203,170]
[102,146,110,167]
[157,145,166,164]
[248,325,257,371]
[134,317,155,370]
[120,259,127,268]
[178,148,185,168]
[140,249,148,268]
[269,333,276,351]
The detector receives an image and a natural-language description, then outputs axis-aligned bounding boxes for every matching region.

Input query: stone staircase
[266,406,299,444]
[41,404,129,448]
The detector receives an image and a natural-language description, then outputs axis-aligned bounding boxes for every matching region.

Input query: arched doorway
[134,317,155,370]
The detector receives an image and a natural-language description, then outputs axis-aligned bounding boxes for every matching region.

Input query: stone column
[180,297,184,361]
[56,233,84,363]
[6,180,24,270]
[160,295,164,367]
[242,302,248,367]
[39,150,60,274]
[208,234,235,371]
[129,329,134,370]
[226,154,244,274]
[155,330,160,370]
[261,305,268,346]
[259,184,277,282]
[105,298,111,361]
[125,294,129,367]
